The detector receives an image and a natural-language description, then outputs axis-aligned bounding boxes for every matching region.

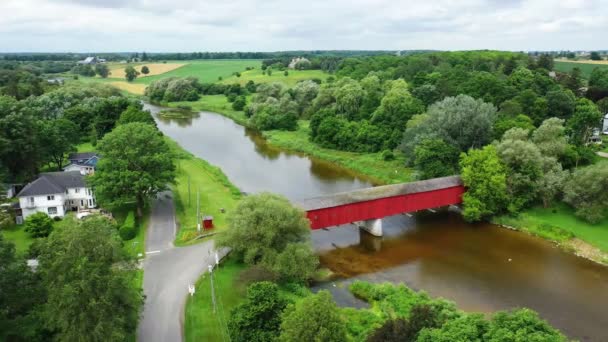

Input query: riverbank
[165,137,241,246]
[168,95,413,184]
[493,204,608,265]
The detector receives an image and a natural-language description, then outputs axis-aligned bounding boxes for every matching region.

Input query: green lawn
[166,138,241,245]
[76,142,95,152]
[2,225,33,255]
[184,257,247,342]
[554,60,608,78]
[221,68,329,87]
[134,60,261,85]
[495,203,608,253]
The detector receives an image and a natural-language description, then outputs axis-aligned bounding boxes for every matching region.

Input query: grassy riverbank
[184,257,247,342]
[165,138,241,246]
[494,204,608,264]
[168,95,413,184]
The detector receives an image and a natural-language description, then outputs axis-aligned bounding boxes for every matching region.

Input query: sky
[0,0,606,52]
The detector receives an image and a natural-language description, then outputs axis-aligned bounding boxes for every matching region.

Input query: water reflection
[146,102,375,200]
[313,211,608,341]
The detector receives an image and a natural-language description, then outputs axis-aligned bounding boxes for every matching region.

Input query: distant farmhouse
[63,152,99,175]
[603,113,608,134]
[288,57,310,69]
[16,152,100,221]
[77,56,106,65]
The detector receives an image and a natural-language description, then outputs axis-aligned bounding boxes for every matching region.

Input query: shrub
[232,95,247,111]
[119,212,137,241]
[381,150,395,161]
[227,93,237,103]
[24,212,54,238]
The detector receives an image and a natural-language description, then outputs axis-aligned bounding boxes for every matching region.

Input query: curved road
[137,191,217,342]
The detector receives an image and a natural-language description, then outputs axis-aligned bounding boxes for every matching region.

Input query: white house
[603,113,608,134]
[63,152,99,175]
[17,171,96,220]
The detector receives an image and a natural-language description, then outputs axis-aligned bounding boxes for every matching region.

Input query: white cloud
[0,0,606,52]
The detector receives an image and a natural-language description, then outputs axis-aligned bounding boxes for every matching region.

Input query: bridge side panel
[306,185,465,230]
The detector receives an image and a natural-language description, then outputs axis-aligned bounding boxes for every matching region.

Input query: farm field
[554,60,608,78]
[132,59,261,84]
[107,62,186,78]
[220,68,329,86]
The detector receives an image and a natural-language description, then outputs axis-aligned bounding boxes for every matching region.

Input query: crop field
[221,68,329,86]
[107,62,185,78]
[132,59,261,84]
[554,60,608,78]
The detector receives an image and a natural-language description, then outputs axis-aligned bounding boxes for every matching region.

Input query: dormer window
[47,195,55,201]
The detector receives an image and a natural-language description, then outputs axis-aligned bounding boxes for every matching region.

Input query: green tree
[589,68,608,89]
[484,309,567,341]
[564,67,583,93]
[216,193,316,281]
[532,118,568,158]
[367,304,441,342]
[279,290,346,342]
[545,89,576,119]
[0,234,46,341]
[262,242,319,283]
[228,282,287,342]
[417,314,489,341]
[590,51,602,61]
[24,212,54,238]
[496,128,544,212]
[414,138,460,179]
[567,98,603,145]
[141,66,150,75]
[90,123,175,217]
[95,64,110,78]
[39,216,143,342]
[38,118,79,170]
[284,70,289,76]
[125,66,139,82]
[460,145,508,221]
[537,54,554,70]
[117,105,156,127]
[232,95,247,111]
[564,163,608,223]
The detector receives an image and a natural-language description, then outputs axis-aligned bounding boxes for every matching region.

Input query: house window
[75,188,80,193]
[47,195,55,201]
[48,207,57,215]
[28,197,34,205]
[89,199,92,207]
[81,200,84,206]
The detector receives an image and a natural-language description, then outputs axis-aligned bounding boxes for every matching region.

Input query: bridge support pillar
[356,218,383,237]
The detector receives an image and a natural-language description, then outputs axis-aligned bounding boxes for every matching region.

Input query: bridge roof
[296,175,462,211]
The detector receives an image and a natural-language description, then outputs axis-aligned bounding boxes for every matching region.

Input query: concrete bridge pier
[355,218,383,237]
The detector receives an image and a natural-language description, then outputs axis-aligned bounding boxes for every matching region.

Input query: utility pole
[196,188,201,232]
[208,264,216,313]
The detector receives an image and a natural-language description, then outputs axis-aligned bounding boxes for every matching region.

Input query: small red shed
[202,216,214,230]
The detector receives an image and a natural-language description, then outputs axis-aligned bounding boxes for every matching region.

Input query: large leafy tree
[90,123,175,217]
[414,138,460,179]
[216,193,317,281]
[367,304,441,342]
[279,291,346,342]
[95,64,109,78]
[0,234,47,341]
[228,282,287,342]
[564,163,608,223]
[124,66,139,82]
[38,118,79,169]
[39,216,143,341]
[460,145,509,221]
[117,105,156,127]
[567,98,603,146]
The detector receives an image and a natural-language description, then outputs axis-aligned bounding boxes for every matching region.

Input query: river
[147,104,608,341]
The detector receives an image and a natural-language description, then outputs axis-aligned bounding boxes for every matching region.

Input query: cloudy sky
[0,0,606,52]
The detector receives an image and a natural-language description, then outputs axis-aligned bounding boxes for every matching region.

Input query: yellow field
[107,63,185,78]
[109,81,147,95]
[555,59,608,65]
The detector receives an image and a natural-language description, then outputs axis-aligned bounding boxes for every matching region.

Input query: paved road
[598,151,608,158]
[137,191,217,342]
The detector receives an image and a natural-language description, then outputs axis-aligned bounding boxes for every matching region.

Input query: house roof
[17,171,87,197]
[68,152,98,161]
[295,175,463,211]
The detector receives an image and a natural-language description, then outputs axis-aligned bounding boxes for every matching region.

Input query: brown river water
[147,103,608,341]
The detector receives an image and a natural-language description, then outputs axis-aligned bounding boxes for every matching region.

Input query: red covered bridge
[295,176,465,236]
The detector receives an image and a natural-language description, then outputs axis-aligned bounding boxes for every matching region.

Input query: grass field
[166,138,241,245]
[133,59,260,84]
[2,224,33,255]
[554,60,608,78]
[221,68,329,87]
[494,203,608,254]
[184,257,247,342]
